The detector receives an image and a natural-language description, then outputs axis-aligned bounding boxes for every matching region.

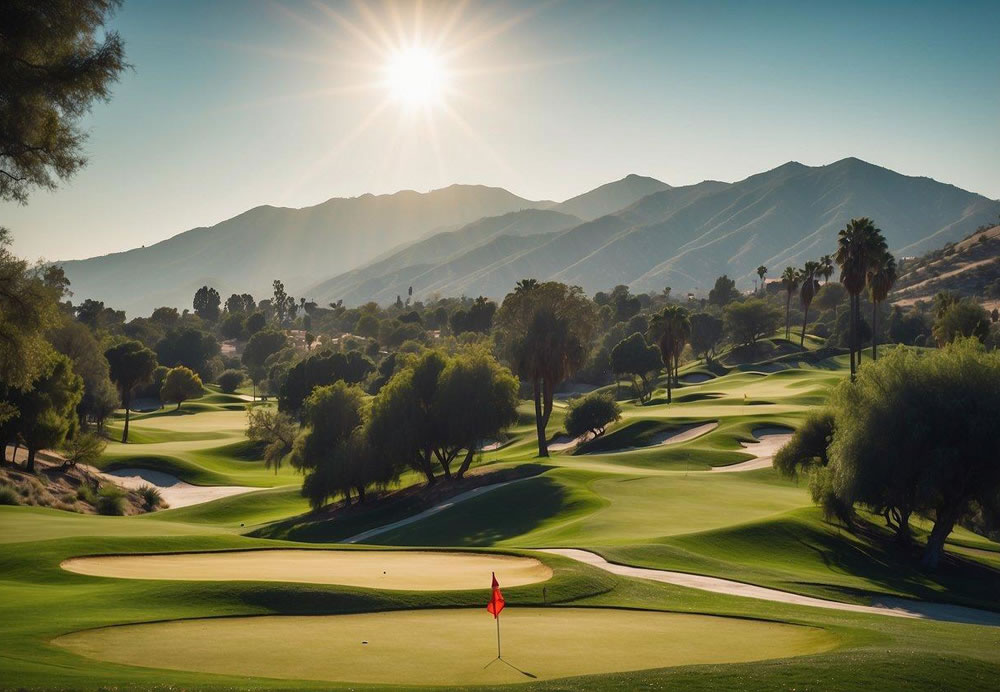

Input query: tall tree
[756,265,767,295]
[433,348,520,479]
[866,249,897,360]
[0,0,128,203]
[799,261,820,347]
[495,281,595,457]
[708,275,740,306]
[647,305,690,403]
[780,266,800,341]
[272,280,288,324]
[819,255,835,284]
[689,312,724,363]
[610,332,662,403]
[241,329,287,400]
[0,229,61,400]
[104,340,157,443]
[192,286,221,322]
[835,218,887,379]
[1,353,82,471]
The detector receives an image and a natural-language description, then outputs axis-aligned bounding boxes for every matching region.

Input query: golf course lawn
[62,549,553,590]
[4,352,1000,689]
[53,608,839,685]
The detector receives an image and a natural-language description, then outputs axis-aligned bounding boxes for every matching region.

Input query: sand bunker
[98,468,257,509]
[712,427,793,473]
[54,608,837,686]
[679,372,713,383]
[548,431,596,452]
[61,549,552,591]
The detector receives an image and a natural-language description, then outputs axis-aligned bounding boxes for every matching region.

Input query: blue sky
[6,0,999,260]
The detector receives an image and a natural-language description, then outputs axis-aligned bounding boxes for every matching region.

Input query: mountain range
[59,160,1000,314]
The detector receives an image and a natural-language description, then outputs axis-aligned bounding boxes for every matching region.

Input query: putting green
[61,549,552,590]
[55,608,839,685]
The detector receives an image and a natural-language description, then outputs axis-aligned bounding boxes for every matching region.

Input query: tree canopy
[495,281,596,457]
[104,340,157,443]
[0,0,128,203]
[159,366,203,410]
[610,332,662,403]
[564,392,621,440]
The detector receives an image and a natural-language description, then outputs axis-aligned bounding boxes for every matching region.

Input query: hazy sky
[6,0,999,261]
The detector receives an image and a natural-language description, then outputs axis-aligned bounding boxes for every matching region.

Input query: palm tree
[756,265,767,295]
[780,266,800,341]
[819,255,834,284]
[835,218,887,379]
[866,249,897,361]
[799,261,820,347]
[648,305,690,403]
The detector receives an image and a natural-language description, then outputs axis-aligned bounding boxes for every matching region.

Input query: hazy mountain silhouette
[306,159,999,305]
[58,173,671,315]
[59,184,553,315]
[556,174,670,221]
[60,159,999,313]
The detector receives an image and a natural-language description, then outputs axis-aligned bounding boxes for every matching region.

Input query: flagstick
[496,613,501,659]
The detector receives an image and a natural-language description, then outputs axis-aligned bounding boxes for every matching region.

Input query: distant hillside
[59,185,553,316]
[307,208,581,304]
[893,224,1000,306]
[308,158,1000,305]
[556,174,670,221]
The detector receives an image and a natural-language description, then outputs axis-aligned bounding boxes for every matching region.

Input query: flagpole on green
[496,612,501,659]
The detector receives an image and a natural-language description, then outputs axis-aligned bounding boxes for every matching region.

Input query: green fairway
[54,608,839,686]
[4,352,1000,690]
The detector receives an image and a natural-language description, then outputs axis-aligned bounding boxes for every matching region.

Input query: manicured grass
[3,348,1000,689]
[54,608,838,686]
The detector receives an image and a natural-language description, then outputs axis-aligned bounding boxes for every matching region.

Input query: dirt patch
[0,449,155,515]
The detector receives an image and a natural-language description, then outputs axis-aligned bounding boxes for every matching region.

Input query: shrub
[96,485,126,516]
[217,369,245,393]
[76,484,98,505]
[138,484,163,510]
[0,484,19,506]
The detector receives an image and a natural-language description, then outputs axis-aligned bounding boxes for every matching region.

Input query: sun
[383,46,448,107]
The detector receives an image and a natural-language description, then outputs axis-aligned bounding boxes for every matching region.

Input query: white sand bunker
[548,431,596,452]
[712,427,794,473]
[61,549,553,591]
[99,468,257,509]
[54,608,837,686]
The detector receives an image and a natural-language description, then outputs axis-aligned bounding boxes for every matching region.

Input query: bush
[76,484,98,505]
[217,369,245,393]
[96,485,126,515]
[138,484,163,510]
[565,392,622,439]
[0,484,19,506]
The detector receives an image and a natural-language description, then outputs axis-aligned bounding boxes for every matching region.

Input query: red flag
[486,571,505,618]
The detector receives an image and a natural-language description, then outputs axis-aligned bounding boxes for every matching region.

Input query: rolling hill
[308,158,1000,305]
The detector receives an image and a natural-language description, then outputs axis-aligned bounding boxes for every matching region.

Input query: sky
[6,0,1000,261]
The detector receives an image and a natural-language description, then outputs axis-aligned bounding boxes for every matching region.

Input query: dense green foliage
[564,392,621,439]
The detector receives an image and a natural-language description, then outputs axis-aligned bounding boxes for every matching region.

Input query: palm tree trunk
[871,300,878,361]
[121,392,131,443]
[785,293,791,340]
[801,304,809,347]
[848,294,857,380]
[533,377,548,457]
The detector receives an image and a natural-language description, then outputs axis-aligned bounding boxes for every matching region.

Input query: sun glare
[383,47,448,106]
